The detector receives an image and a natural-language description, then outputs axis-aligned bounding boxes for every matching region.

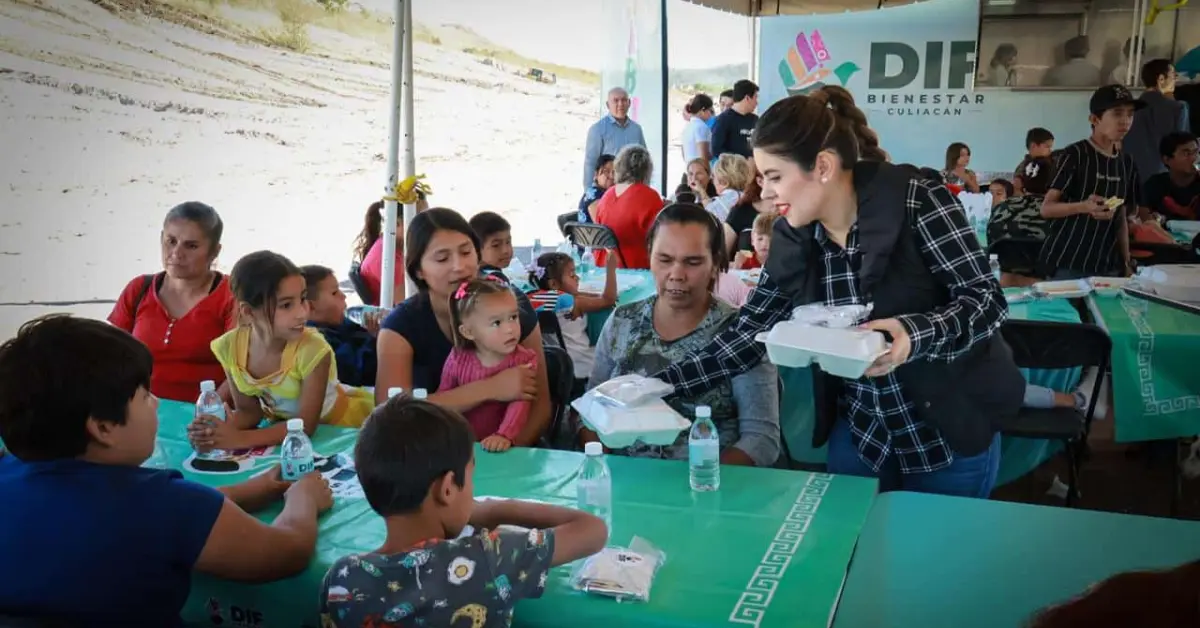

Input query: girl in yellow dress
[188,251,374,452]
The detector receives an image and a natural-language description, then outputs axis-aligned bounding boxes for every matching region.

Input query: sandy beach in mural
[0,0,691,337]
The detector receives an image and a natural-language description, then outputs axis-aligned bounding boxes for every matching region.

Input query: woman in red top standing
[109,202,235,402]
[594,145,665,269]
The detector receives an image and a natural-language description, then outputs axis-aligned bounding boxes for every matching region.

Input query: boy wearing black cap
[1039,85,1148,279]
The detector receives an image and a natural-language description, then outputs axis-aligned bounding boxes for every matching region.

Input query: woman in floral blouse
[582,203,781,467]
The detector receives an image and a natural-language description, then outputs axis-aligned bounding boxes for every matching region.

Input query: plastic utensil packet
[791,303,873,328]
[570,536,666,603]
[590,374,674,409]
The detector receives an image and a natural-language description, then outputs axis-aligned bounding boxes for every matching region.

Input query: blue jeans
[825,418,1002,498]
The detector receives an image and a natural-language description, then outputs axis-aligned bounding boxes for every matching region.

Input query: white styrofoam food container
[570,395,691,449]
[1134,264,1200,302]
[1032,279,1092,298]
[755,321,888,379]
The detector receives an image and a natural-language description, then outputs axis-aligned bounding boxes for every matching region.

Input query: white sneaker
[1073,367,1108,420]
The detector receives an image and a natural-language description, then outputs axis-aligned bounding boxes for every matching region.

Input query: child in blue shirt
[301,265,378,388]
[320,397,607,626]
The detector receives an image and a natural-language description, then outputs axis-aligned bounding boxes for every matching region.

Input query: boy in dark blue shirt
[320,398,607,626]
[301,265,378,388]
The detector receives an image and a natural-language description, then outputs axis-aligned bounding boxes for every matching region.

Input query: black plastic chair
[997,320,1111,507]
[987,238,1043,276]
[563,222,626,267]
[557,211,577,237]
[348,261,377,306]
[536,309,566,349]
[539,345,576,450]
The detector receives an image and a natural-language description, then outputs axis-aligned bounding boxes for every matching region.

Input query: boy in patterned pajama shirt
[319,397,607,627]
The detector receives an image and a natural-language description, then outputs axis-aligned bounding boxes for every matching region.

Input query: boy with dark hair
[300,265,378,388]
[989,156,1055,275]
[0,315,331,625]
[1143,131,1200,221]
[319,398,606,626]
[1013,128,1054,195]
[1126,59,1186,183]
[711,79,759,160]
[1039,85,1148,279]
[468,211,514,280]
[988,178,1014,206]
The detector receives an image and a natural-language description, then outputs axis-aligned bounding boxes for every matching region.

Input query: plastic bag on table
[589,374,674,408]
[790,303,873,328]
[570,536,666,603]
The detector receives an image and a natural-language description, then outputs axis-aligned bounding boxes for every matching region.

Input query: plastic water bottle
[576,442,612,539]
[556,240,572,256]
[689,405,720,491]
[347,304,389,327]
[280,418,315,481]
[195,380,226,460]
[989,254,1001,283]
[387,387,405,399]
[413,388,428,400]
[579,249,595,276]
[531,238,543,265]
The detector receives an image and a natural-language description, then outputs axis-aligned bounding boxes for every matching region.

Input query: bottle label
[283,458,314,481]
[689,441,719,466]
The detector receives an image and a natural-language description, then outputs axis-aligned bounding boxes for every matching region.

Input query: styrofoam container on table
[1133,264,1200,302]
[570,395,691,449]
[755,321,888,379]
[1032,279,1092,299]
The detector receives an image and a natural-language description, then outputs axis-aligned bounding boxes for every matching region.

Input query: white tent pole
[1133,0,1149,87]
[401,0,417,300]
[379,0,405,309]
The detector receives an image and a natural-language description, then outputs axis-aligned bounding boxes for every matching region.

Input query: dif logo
[868,40,977,90]
[207,597,264,627]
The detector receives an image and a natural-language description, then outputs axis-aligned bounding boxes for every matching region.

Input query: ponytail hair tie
[454,281,469,300]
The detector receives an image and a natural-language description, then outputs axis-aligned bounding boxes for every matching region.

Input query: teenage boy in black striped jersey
[1039,85,1149,279]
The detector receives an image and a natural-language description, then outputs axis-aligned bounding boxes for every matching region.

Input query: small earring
[820,176,829,184]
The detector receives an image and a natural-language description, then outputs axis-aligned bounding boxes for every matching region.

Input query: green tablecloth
[156,401,878,628]
[833,491,1200,628]
[1087,293,1200,442]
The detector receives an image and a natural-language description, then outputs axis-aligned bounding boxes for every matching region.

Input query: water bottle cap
[695,405,712,419]
[199,380,216,392]
[989,254,998,260]
[387,387,405,398]
[413,388,428,400]
[584,441,604,456]
[286,418,305,432]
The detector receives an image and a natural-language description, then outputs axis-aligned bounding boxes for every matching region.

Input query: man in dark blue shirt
[711,80,759,161]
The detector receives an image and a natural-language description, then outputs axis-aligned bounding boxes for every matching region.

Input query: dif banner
[600,0,665,192]
[758,0,1092,174]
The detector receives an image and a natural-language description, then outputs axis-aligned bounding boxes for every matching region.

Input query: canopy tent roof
[680,0,922,16]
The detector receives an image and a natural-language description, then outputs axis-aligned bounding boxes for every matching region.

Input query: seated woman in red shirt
[594,145,664,269]
[108,202,235,402]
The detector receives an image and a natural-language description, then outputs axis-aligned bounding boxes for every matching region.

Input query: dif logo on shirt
[778,30,861,95]
[207,597,264,627]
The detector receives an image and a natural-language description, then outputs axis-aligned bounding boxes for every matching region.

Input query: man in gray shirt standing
[583,87,646,188]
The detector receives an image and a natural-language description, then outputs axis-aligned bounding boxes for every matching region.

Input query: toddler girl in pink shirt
[439,276,538,452]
